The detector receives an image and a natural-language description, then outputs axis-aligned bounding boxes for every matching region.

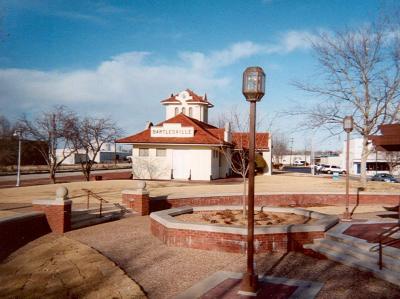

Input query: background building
[341,138,399,175]
[118,90,272,180]
[56,143,131,165]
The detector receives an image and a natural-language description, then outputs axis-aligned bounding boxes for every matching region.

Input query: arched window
[189,107,193,117]
[174,107,179,115]
[182,107,186,115]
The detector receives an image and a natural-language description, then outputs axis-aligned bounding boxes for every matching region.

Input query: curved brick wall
[149,193,400,212]
[0,212,51,261]
[150,206,338,254]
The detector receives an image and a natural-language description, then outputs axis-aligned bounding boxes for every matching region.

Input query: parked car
[293,160,306,166]
[320,165,346,174]
[370,173,399,183]
[315,164,329,172]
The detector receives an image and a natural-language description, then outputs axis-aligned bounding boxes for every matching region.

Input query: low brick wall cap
[32,199,73,206]
[0,211,45,224]
[121,189,149,195]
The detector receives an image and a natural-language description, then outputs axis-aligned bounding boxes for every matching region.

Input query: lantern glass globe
[343,116,354,133]
[242,66,265,102]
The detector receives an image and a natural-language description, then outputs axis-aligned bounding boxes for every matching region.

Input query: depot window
[156,148,166,157]
[139,148,149,157]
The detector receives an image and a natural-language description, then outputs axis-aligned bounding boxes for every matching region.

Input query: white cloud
[179,32,316,72]
[0,51,231,130]
[0,31,317,131]
[280,30,316,52]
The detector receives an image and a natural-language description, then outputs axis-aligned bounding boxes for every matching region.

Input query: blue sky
[0,0,392,150]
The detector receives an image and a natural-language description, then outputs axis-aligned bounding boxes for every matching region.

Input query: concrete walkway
[66,216,400,299]
[0,234,145,299]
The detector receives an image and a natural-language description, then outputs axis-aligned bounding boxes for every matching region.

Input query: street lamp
[343,116,353,220]
[13,130,22,187]
[240,66,265,295]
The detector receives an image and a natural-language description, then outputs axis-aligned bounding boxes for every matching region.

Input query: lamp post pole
[14,130,22,187]
[343,116,353,220]
[240,66,265,296]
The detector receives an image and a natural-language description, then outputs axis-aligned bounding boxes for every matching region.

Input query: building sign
[151,123,194,138]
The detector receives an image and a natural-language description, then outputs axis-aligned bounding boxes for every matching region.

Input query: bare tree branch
[288,17,400,186]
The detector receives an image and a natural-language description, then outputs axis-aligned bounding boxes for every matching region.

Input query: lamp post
[240,66,265,295]
[343,116,353,220]
[13,130,22,187]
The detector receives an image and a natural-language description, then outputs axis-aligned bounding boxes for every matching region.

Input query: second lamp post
[343,116,353,220]
[240,66,265,295]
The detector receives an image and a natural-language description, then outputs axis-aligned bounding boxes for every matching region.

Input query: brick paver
[344,223,400,249]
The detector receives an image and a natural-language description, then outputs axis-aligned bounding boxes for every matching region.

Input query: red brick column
[33,199,72,233]
[32,186,72,234]
[122,189,150,215]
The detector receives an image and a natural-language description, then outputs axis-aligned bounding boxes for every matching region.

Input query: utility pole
[13,130,22,187]
[289,138,294,166]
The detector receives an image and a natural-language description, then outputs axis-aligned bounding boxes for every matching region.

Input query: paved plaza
[65,216,400,298]
[0,234,145,298]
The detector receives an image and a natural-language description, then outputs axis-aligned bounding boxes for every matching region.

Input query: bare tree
[71,117,122,181]
[19,106,78,183]
[215,107,272,216]
[272,131,289,166]
[216,109,253,217]
[0,115,17,165]
[292,18,400,186]
[384,151,400,174]
[220,134,249,217]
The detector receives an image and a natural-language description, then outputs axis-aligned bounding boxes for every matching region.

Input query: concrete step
[326,231,399,260]
[71,210,123,230]
[313,238,400,273]
[71,208,123,222]
[305,242,400,287]
[72,204,118,215]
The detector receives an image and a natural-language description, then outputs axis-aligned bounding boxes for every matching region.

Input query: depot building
[117,89,272,181]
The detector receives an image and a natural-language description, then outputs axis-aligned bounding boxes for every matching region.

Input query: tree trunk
[84,168,90,181]
[242,176,247,218]
[360,135,369,187]
[50,166,57,184]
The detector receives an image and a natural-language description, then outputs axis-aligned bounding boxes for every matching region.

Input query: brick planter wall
[151,218,324,254]
[150,206,337,254]
[150,193,400,212]
[0,212,51,261]
[122,190,150,215]
[33,199,72,234]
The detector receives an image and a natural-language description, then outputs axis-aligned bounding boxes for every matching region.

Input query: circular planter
[150,206,338,253]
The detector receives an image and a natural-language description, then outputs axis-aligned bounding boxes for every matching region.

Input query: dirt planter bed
[150,206,338,254]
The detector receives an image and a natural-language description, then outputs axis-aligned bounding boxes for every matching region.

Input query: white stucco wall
[261,150,272,175]
[131,145,219,181]
[164,90,208,122]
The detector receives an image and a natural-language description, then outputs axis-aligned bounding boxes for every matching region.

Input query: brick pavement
[344,223,400,249]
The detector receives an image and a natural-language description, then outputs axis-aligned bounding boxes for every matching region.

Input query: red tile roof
[160,89,214,107]
[160,94,180,104]
[232,133,269,150]
[185,89,214,107]
[117,114,227,145]
[117,114,269,150]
